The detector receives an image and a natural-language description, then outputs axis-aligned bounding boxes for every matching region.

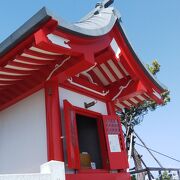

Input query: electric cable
[135,142,180,164]
[134,131,164,168]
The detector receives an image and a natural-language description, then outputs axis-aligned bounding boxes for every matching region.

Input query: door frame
[63,100,109,171]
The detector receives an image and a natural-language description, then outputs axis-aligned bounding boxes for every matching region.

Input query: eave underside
[0,7,165,111]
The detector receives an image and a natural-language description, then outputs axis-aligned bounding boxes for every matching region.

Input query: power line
[135,142,180,163]
[134,131,163,168]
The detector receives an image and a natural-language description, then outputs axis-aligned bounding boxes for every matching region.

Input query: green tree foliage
[147,60,170,106]
[162,171,171,180]
[119,60,170,127]
[147,59,160,75]
[119,91,170,127]
[156,171,171,180]
[119,60,171,177]
[147,60,170,105]
[131,175,137,180]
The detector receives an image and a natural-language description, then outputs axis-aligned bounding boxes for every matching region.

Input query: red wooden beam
[106,101,116,115]
[44,80,64,161]
[0,35,34,66]
[15,55,55,65]
[112,24,165,97]
[119,54,137,81]
[34,29,80,56]
[0,54,73,110]
[69,76,106,93]
[7,61,46,70]
[120,81,147,101]
[0,74,28,80]
[23,49,61,60]
[108,79,147,102]
[88,70,106,87]
[146,90,164,104]
[53,53,95,83]
[95,48,112,64]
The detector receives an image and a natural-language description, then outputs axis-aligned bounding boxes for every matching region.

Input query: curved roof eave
[57,7,120,37]
[0,5,167,93]
[0,6,119,58]
[55,7,167,93]
[0,7,52,58]
[116,20,167,92]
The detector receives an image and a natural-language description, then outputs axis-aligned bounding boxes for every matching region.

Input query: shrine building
[0,1,166,180]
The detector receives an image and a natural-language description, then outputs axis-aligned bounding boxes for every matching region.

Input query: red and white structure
[0,2,166,180]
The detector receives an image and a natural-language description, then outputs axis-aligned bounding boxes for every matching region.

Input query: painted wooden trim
[45,80,64,161]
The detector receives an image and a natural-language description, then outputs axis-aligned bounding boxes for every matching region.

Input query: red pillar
[106,101,116,115]
[44,80,64,161]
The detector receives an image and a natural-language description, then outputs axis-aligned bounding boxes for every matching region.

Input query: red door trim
[102,115,129,170]
[63,100,109,170]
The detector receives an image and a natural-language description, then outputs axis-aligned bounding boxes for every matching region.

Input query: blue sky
[0,0,180,168]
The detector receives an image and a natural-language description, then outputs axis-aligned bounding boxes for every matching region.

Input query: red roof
[0,7,166,111]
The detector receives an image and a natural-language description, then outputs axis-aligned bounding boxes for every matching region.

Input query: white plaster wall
[59,87,107,115]
[0,90,47,174]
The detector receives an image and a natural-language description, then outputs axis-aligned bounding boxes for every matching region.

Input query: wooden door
[102,115,129,170]
[64,100,80,169]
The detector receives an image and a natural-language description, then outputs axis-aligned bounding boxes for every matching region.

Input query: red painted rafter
[120,53,137,81]
[107,79,146,101]
[0,16,164,111]
[0,80,17,85]
[23,49,61,60]
[112,58,127,79]
[118,101,130,109]
[15,55,56,65]
[67,76,107,94]
[0,53,70,88]
[95,48,112,63]
[0,19,63,109]
[108,47,128,78]
[0,53,57,104]
[105,60,123,81]
[0,74,28,80]
[112,25,164,102]
[0,35,34,67]
[98,65,112,83]
[146,90,163,104]
[0,54,75,108]
[0,67,35,75]
[7,61,46,70]
[127,99,139,107]
[88,70,105,87]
